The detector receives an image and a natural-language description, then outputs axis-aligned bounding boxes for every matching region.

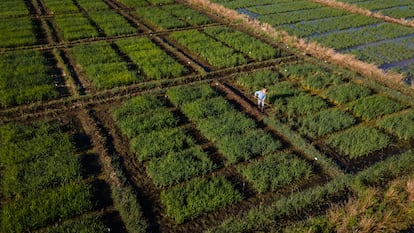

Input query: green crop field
[1,0,414,232]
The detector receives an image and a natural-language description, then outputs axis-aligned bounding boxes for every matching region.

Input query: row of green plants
[0,50,58,107]
[0,0,28,18]
[115,37,188,80]
[43,0,79,14]
[212,0,291,10]
[167,84,282,165]
[279,14,379,38]
[161,176,242,224]
[311,23,414,50]
[69,41,137,88]
[377,5,414,20]
[203,26,282,61]
[77,0,110,11]
[350,37,414,65]
[207,149,414,232]
[352,0,413,11]
[247,1,320,15]
[170,29,247,68]
[347,94,405,120]
[0,122,99,232]
[259,7,348,26]
[377,109,414,141]
[88,10,137,36]
[0,17,37,47]
[54,13,99,41]
[111,95,215,186]
[39,214,107,233]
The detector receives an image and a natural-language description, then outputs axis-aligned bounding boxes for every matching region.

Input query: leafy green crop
[161,176,242,223]
[239,153,312,193]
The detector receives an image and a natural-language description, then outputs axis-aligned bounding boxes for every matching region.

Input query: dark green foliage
[348,95,405,120]
[1,182,94,233]
[111,95,163,121]
[147,146,215,186]
[323,82,372,104]
[266,81,302,104]
[130,127,195,161]
[299,108,356,137]
[166,84,216,106]
[218,129,282,164]
[236,70,280,91]
[239,153,312,193]
[376,109,414,140]
[326,126,391,159]
[161,176,242,223]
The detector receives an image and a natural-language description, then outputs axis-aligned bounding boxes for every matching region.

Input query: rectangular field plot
[0,121,106,232]
[0,0,29,18]
[54,13,99,41]
[0,17,38,47]
[238,152,312,193]
[377,109,414,140]
[115,37,188,80]
[77,0,110,11]
[0,50,58,107]
[88,10,138,36]
[69,41,137,89]
[203,26,283,61]
[43,0,79,14]
[347,94,405,120]
[161,176,242,224]
[326,126,391,159]
[170,29,247,68]
[135,4,212,30]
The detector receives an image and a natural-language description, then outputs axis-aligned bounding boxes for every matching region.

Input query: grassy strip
[0,0,29,18]
[43,0,79,13]
[41,214,107,233]
[77,0,110,11]
[161,176,242,224]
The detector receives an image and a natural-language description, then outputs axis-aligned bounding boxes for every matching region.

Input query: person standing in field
[254,88,267,112]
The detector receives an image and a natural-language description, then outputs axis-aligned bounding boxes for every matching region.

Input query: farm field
[1,0,414,232]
